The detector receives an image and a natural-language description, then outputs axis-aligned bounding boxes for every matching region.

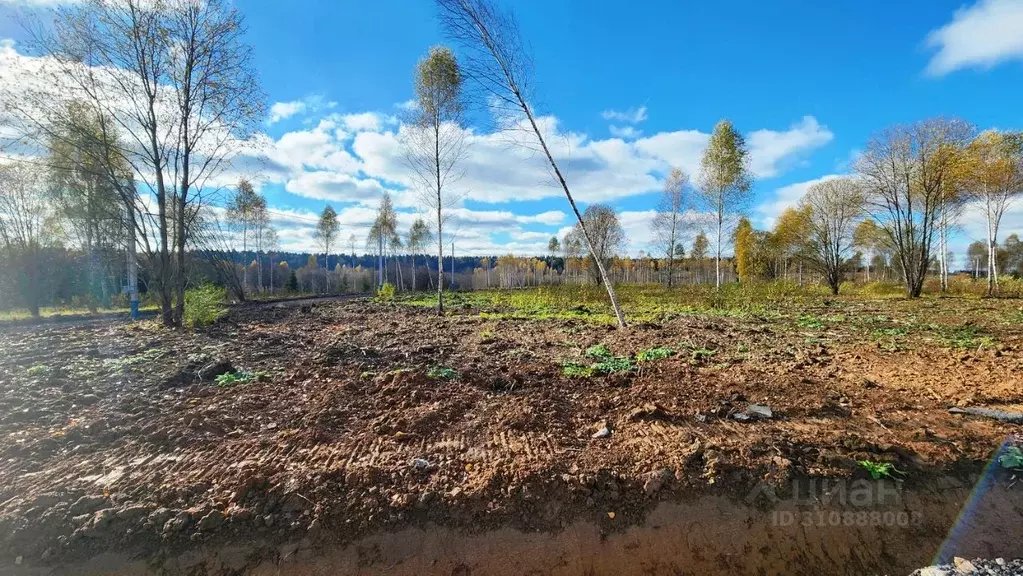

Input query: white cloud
[267,95,337,125]
[754,174,842,229]
[337,112,392,133]
[747,116,834,178]
[609,125,643,139]
[601,106,648,124]
[269,101,307,124]
[925,0,1023,76]
[519,210,565,225]
[284,171,388,203]
[0,0,76,5]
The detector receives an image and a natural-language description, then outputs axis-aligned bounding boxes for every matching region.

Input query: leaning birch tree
[435,0,627,327]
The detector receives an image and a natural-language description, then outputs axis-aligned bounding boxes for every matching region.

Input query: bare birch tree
[314,205,339,293]
[965,130,1023,295]
[652,167,688,288]
[856,119,971,297]
[0,162,53,317]
[799,177,865,295]
[226,179,263,297]
[4,0,265,326]
[435,0,627,327]
[400,46,466,315]
[407,217,432,291]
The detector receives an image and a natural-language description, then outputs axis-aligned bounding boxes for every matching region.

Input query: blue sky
[2,0,1023,258]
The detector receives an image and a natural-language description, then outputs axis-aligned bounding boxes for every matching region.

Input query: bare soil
[1,295,1022,575]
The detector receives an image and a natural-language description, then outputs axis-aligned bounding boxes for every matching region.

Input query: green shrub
[183,284,227,328]
[584,343,613,359]
[376,282,396,301]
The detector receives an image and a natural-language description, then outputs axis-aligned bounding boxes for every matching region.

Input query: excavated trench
[7,474,1022,576]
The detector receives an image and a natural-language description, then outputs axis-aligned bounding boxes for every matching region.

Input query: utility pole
[378,225,384,287]
[126,205,139,320]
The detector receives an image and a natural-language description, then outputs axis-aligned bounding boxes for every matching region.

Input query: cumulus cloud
[267,95,337,124]
[601,106,648,124]
[747,116,835,178]
[609,125,643,139]
[754,174,843,229]
[924,0,1023,76]
[269,101,306,124]
[0,0,76,5]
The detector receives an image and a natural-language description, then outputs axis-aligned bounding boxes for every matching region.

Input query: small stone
[198,360,234,381]
[307,518,321,537]
[163,511,191,533]
[952,557,976,574]
[196,510,224,531]
[995,558,1005,566]
[413,458,432,471]
[148,507,173,525]
[592,422,612,439]
[230,507,252,522]
[116,504,152,521]
[643,468,673,496]
[92,508,116,528]
[69,495,106,515]
[746,404,773,419]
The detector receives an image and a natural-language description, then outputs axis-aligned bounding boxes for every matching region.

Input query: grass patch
[858,460,906,480]
[637,347,674,362]
[563,342,636,376]
[690,347,718,362]
[797,315,824,329]
[215,370,261,387]
[999,446,1023,470]
[561,362,593,378]
[427,366,458,380]
[103,348,166,372]
[26,364,49,377]
[591,356,635,374]
[938,326,996,349]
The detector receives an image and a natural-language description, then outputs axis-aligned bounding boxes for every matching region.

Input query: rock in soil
[911,557,1023,576]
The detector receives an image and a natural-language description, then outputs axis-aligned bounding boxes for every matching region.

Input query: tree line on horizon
[2,0,1021,324]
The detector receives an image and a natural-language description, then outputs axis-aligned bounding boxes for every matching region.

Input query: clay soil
[1,294,1022,574]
